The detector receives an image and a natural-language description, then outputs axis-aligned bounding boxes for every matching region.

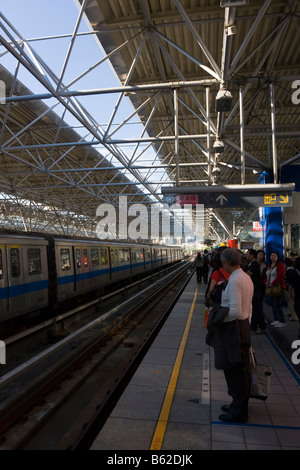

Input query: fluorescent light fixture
[220,0,249,7]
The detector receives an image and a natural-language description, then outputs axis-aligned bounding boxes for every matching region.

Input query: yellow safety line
[150,284,200,450]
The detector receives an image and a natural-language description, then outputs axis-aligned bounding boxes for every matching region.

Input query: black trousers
[196,267,203,282]
[223,319,251,418]
[250,290,266,330]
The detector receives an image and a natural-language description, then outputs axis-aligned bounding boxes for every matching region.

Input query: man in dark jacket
[207,248,253,423]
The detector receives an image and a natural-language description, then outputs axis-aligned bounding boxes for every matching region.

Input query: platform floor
[90,273,300,451]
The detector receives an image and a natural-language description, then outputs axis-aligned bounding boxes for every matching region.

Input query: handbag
[249,347,272,401]
[265,266,283,296]
[265,283,282,297]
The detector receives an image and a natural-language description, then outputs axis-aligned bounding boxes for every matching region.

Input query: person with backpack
[205,252,230,307]
[202,249,211,284]
[194,252,204,283]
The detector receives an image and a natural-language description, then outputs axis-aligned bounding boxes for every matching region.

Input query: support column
[259,171,284,262]
[206,86,211,185]
[270,83,278,184]
[239,86,245,185]
[264,207,284,262]
[174,87,179,187]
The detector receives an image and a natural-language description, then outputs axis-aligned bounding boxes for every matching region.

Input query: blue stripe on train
[0,279,48,300]
[58,260,159,285]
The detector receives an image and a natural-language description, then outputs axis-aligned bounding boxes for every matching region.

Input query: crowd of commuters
[198,245,300,423]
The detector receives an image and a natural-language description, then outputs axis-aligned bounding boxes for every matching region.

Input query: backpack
[210,270,228,305]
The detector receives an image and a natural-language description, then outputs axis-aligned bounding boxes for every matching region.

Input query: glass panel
[110,248,114,265]
[76,249,81,269]
[118,249,124,263]
[91,248,99,266]
[100,248,108,265]
[0,249,2,280]
[10,248,20,278]
[60,249,71,271]
[28,248,42,275]
[83,249,88,267]
[123,248,129,263]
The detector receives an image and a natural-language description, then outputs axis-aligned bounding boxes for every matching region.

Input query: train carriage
[0,229,184,332]
[0,234,48,321]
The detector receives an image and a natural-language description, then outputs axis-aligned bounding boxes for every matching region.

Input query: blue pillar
[259,171,284,263]
[264,207,284,263]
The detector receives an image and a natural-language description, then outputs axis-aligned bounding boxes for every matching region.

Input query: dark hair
[211,253,222,270]
[291,251,298,257]
[295,257,300,270]
[284,257,293,267]
[248,249,257,258]
[270,251,280,265]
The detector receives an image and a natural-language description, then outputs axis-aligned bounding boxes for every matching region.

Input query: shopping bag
[249,347,272,401]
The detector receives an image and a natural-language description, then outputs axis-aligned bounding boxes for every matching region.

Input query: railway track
[0,261,194,450]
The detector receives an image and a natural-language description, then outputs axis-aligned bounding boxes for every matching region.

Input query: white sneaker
[275,322,286,328]
[270,321,279,326]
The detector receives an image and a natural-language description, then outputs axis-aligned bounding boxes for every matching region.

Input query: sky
[0,0,160,173]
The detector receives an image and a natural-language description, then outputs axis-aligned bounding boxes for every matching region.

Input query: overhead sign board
[163,192,292,208]
[162,185,294,209]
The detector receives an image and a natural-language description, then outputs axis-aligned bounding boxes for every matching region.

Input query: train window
[0,249,2,280]
[131,250,137,262]
[76,249,81,269]
[10,248,20,278]
[83,249,88,267]
[91,248,99,266]
[60,249,71,271]
[27,248,42,276]
[100,248,108,265]
[123,249,129,263]
[145,249,151,260]
[114,249,118,264]
[118,249,124,263]
[139,249,144,260]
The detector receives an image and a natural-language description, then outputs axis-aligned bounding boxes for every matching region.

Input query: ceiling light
[213,139,225,153]
[215,89,233,112]
[220,0,249,7]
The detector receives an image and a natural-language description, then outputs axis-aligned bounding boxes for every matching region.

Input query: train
[0,230,184,335]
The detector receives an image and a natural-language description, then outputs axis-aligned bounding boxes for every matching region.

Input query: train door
[74,247,89,291]
[57,245,75,301]
[99,247,110,283]
[0,246,8,317]
[7,245,25,314]
[82,247,90,289]
[24,245,48,311]
[74,247,82,292]
[110,248,119,280]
